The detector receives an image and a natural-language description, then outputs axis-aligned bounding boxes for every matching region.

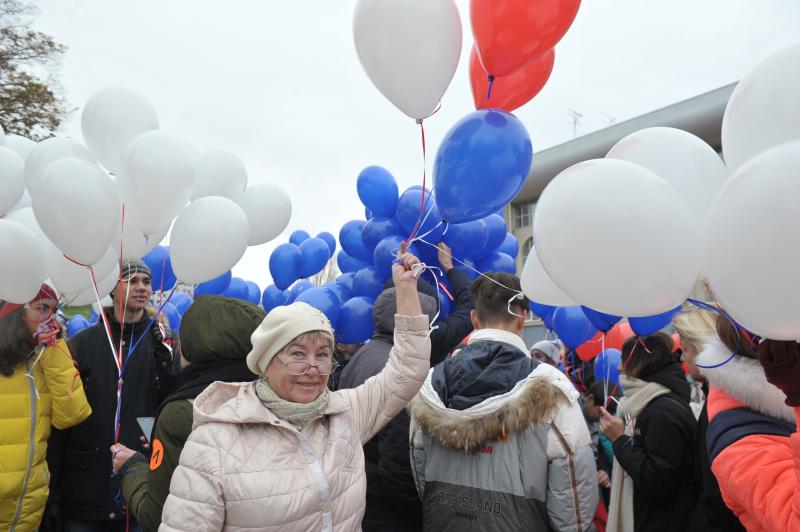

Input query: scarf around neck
[255,378,329,430]
[607,374,671,532]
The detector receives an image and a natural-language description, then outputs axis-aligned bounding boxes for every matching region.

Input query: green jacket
[120,399,193,532]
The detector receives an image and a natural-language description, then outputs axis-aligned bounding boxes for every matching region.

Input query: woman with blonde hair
[159,247,431,531]
[672,309,745,532]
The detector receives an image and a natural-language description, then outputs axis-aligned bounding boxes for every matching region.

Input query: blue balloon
[455,257,480,281]
[415,239,443,271]
[629,306,682,336]
[336,272,355,292]
[475,252,516,274]
[339,220,372,261]
[594,349,622,387]
[262,284,285,313]
[269,243,302,290]
[353,266,386,299]
[357,165,399,217]
[325,281,353,305]
[161,301,182,332]
[361,216,403,254]
[289,230,311,246]
[336,250,371,274]
[497,233,519,259]
[477,214,507,258]
[195,271,232,296]
[553,306,598,350]
[373,236,420,279]
[395,187,444,242]
[365,208,373,220]
[245,281,261,305]
[316,232,337,257]
[171,292,193,315]
[543,311,555,332]
[143,246,177,291]
[284,280,314,304]
[88,308,99,325]
[296,287,341,328]
[336,297,376,343]
[222,277,250,301]
[581,306,622,334]
[438,293,452,319]
[442,219,489,259]
[529,301,556,320]
[66,315,90,337]
[434,109,533,223]
[299,238,331,278]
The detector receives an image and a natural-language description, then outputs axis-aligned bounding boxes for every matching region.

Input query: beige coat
[159,315,431,532]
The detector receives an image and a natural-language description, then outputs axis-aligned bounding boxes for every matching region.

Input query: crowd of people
[1,245,799,532]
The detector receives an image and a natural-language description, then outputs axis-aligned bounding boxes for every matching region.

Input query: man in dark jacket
[338,244,475,532]
[45,259,180,532]
[110,296,264,532]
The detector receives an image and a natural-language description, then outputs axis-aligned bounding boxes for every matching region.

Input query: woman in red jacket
[698,316,800,532]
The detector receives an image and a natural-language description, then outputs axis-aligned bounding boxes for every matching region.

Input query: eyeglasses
[276,356,338,376]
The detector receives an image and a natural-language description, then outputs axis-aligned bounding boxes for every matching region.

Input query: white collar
[468,328,530,357]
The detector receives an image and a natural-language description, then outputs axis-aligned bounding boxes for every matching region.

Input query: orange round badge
[149,439,164,470]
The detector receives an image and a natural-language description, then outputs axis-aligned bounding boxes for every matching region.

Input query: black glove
[41,501,62,532]
[150,321,173,369]
[757,340,800,407]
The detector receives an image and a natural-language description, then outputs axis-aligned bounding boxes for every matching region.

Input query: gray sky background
[32,0,800,288]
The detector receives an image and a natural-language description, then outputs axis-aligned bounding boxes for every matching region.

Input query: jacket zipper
[296,431,333,532]
[11,359,39,532]
[551,423,583,532]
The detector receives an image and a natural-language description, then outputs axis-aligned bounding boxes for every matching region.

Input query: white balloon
[233,184,292,245]
[5,207,47,244]
[170,196,249,284]
[81,87,159,173]
[534,159,700,317]
[607,127,727,228]
[0,220,47,303]
[722,43,800,171]
[191,148,248,201]
[520,245,577,307]
[9,189,32,213]
[111,207,169,259]
[4,134,36,161]
[25,137,94,195]
[118,131,194,234]
[0,147,25,216]
[49,245,119,296]
[33,158,120,265]
[353,0,462,120]
[62,267,119,307]
[0,123,4,145]
[704,141,800,340]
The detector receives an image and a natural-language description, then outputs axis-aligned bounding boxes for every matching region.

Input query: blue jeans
[64,519,143,532]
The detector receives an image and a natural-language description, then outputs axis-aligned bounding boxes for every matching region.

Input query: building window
[521,237,533,266]
[513,201,535,230]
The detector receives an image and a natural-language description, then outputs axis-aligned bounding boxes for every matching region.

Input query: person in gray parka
[408,272,598,532]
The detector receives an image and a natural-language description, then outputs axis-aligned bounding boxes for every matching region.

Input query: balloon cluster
[0,87,292,306]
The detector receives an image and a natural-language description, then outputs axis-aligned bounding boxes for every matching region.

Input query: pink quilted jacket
[159,315,431,532]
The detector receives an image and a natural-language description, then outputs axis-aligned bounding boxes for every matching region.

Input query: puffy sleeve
[40,339,91,429]
[339,314,430,444]
[159,424,225,531]
[711,408,800,531]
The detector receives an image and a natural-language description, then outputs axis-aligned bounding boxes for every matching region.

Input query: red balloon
[470,47,555,112]
[576,330,603,361]
[604,322,635,351]
[471,0,581,77]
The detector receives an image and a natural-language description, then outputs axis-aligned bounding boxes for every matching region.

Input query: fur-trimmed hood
[697,335,795,423]
[408,363,577,452]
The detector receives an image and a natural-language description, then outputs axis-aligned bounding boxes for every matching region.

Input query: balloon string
[406,119,428,243]
[117,205,127,366]
[487,75,495,100]
[686,298,753,369]
[89,266,122,374]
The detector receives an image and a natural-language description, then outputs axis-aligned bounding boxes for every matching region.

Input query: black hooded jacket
[612,360,697,532]
[338,288,441,532]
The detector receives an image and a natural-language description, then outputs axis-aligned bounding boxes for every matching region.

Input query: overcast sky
[32,0,800,288]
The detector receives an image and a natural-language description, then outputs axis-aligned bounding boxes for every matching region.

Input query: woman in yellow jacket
[0,284,91,532]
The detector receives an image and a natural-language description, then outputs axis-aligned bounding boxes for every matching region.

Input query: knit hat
[246,302,335,375]
[120,258,151,280]
[531,340,562,362]
[0,283,58,319]
[181,296,266,363]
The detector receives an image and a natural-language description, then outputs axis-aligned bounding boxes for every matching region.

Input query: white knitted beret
[246,302,335,375]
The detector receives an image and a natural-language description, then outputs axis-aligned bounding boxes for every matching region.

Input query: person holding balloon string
[0,284,92,532]
[45,259,180,532]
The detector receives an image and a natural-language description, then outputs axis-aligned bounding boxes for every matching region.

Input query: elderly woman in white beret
[159,246,430,532]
